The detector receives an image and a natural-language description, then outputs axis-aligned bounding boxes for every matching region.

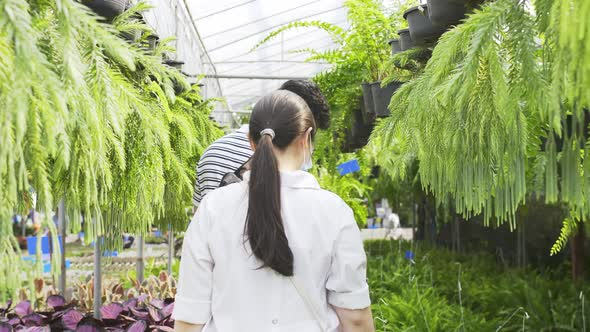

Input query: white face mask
[301,132,314,171]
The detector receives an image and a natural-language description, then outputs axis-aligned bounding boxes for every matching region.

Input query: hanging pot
[84,0,128,20]
[370,81,403,117]
[427,0,468,27]
[351,108,372,149]
[340,129,355,153]
[361,83,376,124]
[147,34,159,51]
[398,29,415,51]
[403,5,446,45]
[164,59,185,70]
[389,39,402,55]
[121,30,141,43]
[163,60,186,94]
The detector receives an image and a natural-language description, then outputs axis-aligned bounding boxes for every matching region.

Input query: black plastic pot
[398,29,415,51]
[146,35,159,51]
[361,83,376,123]
[389,39,402,55]
[370,81,403,117]
[351,108,372,149]
[403,5,446,45]
[427,0,467,27]
[84,0,127,20]
[121,30,140,43]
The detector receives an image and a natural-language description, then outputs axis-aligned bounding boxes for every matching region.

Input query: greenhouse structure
[0,0,589,331]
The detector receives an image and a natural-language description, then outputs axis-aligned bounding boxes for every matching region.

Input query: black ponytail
[246,90,316,277]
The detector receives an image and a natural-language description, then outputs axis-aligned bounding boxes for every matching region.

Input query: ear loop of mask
[301,129,314,171]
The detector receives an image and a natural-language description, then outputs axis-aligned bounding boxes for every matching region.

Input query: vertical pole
[58,199,66,295]
[167,224,174,276]
[93,231,101,319]
[137,235,144,283]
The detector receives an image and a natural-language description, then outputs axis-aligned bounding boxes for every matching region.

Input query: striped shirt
[192,125,253,209]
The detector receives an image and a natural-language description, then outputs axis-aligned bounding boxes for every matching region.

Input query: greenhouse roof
[188,0,349,125]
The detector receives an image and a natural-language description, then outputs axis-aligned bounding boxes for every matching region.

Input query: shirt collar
[242,170,320,190]
[236,125,249,134]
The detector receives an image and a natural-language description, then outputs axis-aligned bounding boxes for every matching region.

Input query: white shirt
[174,171,370,332]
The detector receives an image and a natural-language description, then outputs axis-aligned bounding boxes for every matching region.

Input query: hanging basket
[84,0,128,20]
[361,83,376,124]
[427,0,468,27]
[370,81,403,117]
[403,5,446,45]
[389,39,402,55]
[398,29,415,51]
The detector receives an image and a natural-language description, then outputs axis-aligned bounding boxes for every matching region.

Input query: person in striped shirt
[192,80,330,210]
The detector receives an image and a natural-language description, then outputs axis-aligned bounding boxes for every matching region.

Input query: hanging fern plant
[373,0,590,250]
[0,0,221,297]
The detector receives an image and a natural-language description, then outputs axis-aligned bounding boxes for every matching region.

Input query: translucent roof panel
[188,0,348,120]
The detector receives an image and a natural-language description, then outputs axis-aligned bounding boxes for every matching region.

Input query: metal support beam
[203,1,319,39]
[208,6,344,53]
[167,224,174,276]
[206,74,310,80]
[137,235,145,283]
[58,199,66,295]
[216,60,329,65]
[195,0,256,21]
[93,231,101,319]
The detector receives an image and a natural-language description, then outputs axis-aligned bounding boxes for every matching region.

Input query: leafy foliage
[0,0,221,295]
[373,0,590,246]
[1,292,176,331]
[255,0,420,225]
[367,240,589,331]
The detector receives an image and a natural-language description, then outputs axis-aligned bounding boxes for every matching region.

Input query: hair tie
[260,128,275,140]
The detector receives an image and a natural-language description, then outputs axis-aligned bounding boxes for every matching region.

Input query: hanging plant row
[373,0,590,251]
[0,0,222,296]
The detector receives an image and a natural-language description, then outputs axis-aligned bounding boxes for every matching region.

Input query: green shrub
[366,240,588,331]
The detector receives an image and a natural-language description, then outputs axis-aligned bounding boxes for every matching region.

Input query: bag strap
[289,276,327,332]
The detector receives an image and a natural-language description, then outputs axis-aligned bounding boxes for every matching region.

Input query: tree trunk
[571,221,586,281]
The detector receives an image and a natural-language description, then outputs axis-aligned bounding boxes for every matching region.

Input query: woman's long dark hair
[246,90,316,276]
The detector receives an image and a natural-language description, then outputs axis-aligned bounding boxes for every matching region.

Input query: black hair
[246,90,316,276]
[279,80,330,130]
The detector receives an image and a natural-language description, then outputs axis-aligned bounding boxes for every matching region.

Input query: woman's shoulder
[199,182,248,214]
[308,187,354,219]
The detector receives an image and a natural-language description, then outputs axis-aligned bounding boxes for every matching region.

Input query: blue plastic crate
[43,260,71,273]
[26,236,63,255]
[102,250,118,257]
[21,256,71,273]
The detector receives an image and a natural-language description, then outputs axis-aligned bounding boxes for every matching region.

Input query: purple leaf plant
[1,294,176,332]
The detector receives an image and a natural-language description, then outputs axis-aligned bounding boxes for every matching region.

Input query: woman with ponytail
[174,91,374,332]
